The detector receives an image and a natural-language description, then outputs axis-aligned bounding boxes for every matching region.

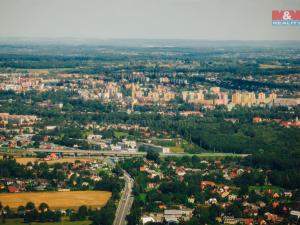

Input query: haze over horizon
[1,0,300,41]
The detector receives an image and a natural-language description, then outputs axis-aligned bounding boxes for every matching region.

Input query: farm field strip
[3,157,98,165]
[0,191,111,209]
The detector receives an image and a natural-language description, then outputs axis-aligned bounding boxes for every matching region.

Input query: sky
[0,0,300,41]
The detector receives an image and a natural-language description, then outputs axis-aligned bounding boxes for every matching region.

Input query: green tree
[146,150,159,162]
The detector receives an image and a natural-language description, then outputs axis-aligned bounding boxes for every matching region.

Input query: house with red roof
[44,153,58,161]
[200,181,216,189]
[8,186,19,193]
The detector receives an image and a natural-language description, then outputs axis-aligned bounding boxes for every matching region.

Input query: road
[1,148,146,157]
[113,170,134,225]
[0,148,250,158]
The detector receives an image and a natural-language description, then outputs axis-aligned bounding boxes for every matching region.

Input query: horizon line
[0,37,300,42]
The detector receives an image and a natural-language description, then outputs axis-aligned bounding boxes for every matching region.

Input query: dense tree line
[0,202,62,223]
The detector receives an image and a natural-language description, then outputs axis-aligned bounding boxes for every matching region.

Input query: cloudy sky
[0,0,300,40]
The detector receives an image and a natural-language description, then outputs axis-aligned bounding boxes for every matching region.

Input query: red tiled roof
[8,186,19,193]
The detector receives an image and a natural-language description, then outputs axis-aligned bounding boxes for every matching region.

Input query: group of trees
[0,157,125,194]
[0,157,69,185]
[0,156,33,179]
[95,173,124,200]
[146,150,160,163]
[69,205,90,221]
[90,200,116,225]
[0,202,62,223]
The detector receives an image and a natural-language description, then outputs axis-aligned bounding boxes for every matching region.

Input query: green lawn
[151,138,186,153]
[5,218,91,225]
[249,185,283,193]
[138,193,146,203]
[0,147,26,151]
[169,145,184,153]
[114,131,128,138]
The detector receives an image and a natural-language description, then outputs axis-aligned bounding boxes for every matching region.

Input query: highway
[0,148,250,158]
[113,170,134,225]
[1,148,146,157]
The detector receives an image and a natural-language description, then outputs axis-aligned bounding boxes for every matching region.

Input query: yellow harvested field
[0,191,112,209]
[259,64,284,69]
[14,157,97,165]
[14,157,39,164]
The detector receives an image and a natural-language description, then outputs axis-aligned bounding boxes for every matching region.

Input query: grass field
[151,138,186,153]
[138,193,146,204]
[169,139,186,153]
[5,218,91,225]
[249,185,282,193]
[0,191,112,209]
[169,145,184,153]
[114,131,129,137]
